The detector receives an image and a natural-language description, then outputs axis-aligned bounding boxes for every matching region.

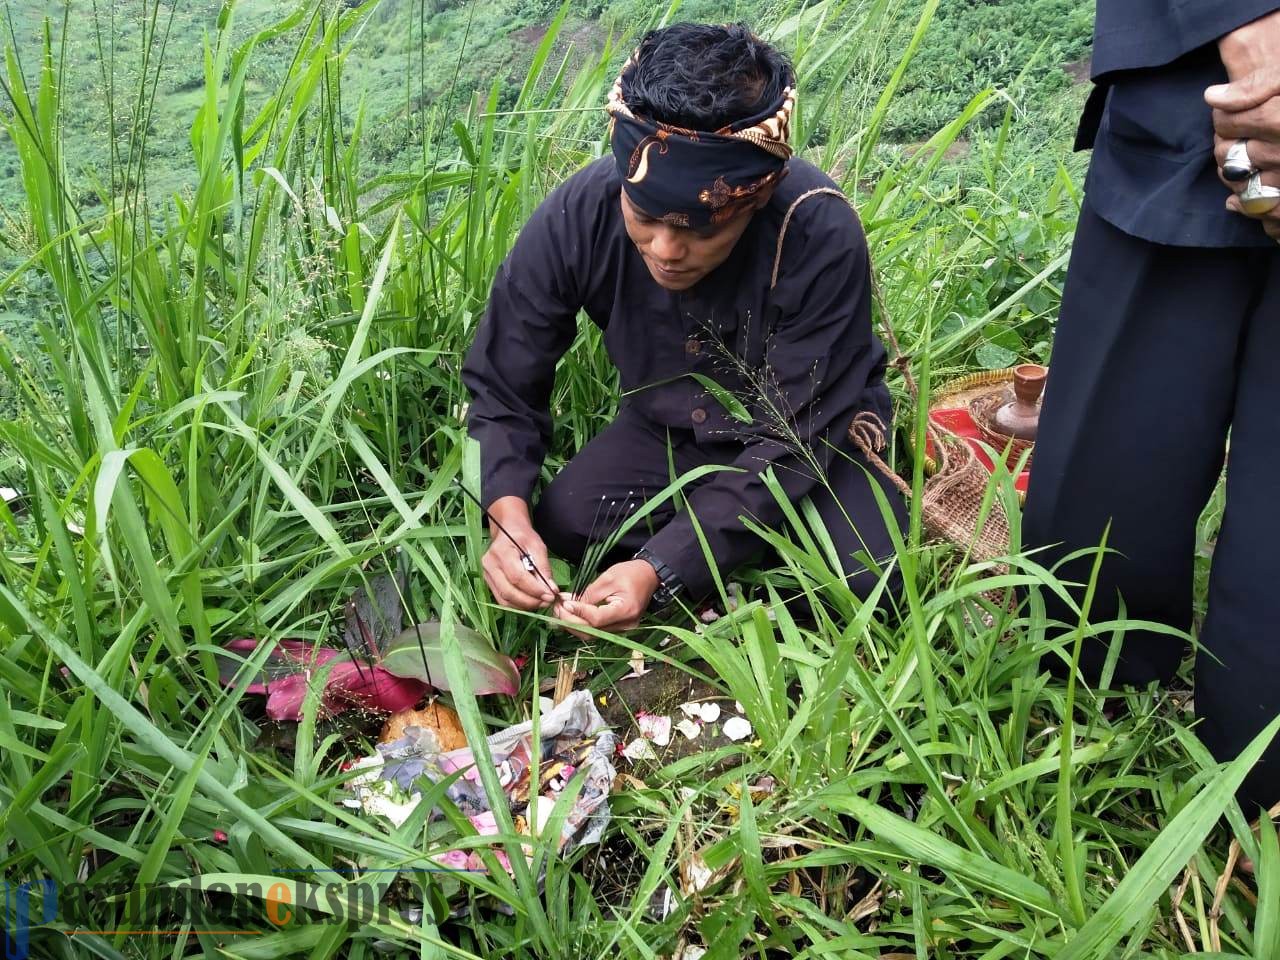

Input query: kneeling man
[463,22,906,632]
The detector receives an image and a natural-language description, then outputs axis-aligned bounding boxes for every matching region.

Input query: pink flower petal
[431,849,473,872]
[468,811,499,835]
[492,849,515,875]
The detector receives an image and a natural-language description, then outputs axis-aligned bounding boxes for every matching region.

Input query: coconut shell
[379,701,467,751]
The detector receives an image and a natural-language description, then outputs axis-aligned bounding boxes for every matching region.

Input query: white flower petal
[622,737,658,761]
[722,716,753,742]
[675,718,702,740]
[637,713,672,747]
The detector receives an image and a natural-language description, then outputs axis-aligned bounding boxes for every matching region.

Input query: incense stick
[571,492,637,600]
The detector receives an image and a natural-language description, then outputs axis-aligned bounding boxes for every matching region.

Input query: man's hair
[623,23,791,132]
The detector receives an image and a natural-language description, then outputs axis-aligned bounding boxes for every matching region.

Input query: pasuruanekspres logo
[3,870,446,957]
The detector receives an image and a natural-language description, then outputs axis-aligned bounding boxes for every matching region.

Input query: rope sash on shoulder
[770,186,1015,570]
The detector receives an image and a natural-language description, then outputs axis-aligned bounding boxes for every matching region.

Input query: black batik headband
[605,59,797,230]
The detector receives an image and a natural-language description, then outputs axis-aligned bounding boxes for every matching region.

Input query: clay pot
[379,701,467,751]
[992,364,1047,441]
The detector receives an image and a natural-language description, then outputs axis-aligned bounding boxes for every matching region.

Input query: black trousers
[533,405,907,605]
[1024,204,1280,809]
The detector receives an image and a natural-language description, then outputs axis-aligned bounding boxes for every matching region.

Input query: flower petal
[722,716,753,742]
[637,713,672,746]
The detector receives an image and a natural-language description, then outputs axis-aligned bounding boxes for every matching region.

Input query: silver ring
[1223,139,1257,183]
[1240,172,1280,215]
[521,555,536,573]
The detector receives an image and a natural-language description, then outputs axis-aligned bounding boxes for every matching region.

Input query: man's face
[620,189,769,291]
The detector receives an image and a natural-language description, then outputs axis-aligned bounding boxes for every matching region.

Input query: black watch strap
[634,547,684,610]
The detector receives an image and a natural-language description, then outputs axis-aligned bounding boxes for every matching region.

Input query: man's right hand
[1206,9,1280,239]
[480,496,559,611]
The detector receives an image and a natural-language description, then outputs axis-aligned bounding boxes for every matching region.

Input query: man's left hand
[554,560,658,638]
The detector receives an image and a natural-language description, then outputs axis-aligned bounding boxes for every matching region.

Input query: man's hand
[480,496,559,611]
[554,559,659,638]
[1206,10,1280,238]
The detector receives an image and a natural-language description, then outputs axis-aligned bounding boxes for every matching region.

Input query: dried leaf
[614,772,649,792]
[553,656,577,704]
[682,853,715,893]
[624,649,649,679]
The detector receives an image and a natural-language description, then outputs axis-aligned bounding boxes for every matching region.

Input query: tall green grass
[1,1,1275,958]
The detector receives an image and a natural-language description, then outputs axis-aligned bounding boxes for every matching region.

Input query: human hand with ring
[1206,10,1280,239]
[480,496,560,611]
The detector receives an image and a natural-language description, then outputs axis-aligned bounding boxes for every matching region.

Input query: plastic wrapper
[342,690,616,874]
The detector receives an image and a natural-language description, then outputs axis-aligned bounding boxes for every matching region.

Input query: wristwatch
[633,547,684,611]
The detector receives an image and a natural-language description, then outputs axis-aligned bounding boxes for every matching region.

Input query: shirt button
[685,338,702,355]
[691,408,707,425]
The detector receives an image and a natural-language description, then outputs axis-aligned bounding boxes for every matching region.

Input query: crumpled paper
[342,690,616,874]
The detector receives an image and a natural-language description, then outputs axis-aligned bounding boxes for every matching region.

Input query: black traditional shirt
[461,156,890,595]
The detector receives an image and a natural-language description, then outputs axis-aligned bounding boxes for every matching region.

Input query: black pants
[533,405,907,605]
[1024,204,1280,809]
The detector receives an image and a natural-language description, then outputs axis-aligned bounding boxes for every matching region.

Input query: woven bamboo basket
[911,368,1036,497]
[850,360,1039,571]
[851,408,1014,568]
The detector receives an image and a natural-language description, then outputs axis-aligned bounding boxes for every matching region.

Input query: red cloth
[925,408,1030,495]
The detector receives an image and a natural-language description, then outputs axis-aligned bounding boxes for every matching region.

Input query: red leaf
[262,662,428,721]
[217,638,342,694]
[263,674,313,721]
[323,662,428,715]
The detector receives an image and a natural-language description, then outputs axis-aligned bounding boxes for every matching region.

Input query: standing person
[462,23,906,634]
[1024,4,1280,808]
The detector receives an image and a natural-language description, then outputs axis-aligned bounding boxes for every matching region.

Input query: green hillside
[0,0,1093,210]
